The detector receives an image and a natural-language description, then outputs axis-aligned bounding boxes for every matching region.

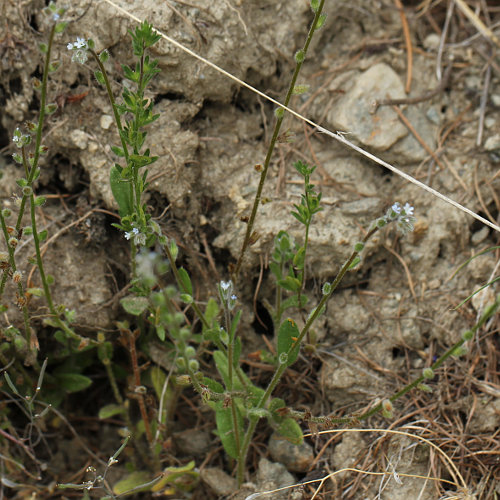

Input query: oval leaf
[277,318,301,367]
[120,296,149,316]
[277,417,303,445]
[99,404,125,419]
[215,401,243,459]
[55,373,92,393]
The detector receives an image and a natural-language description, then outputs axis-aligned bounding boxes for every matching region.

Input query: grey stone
[200,467,238,496]
[268,432,314,472]
[327,63,408,151]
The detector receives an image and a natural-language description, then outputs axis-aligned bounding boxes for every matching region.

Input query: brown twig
[394,0,413,93]
[123,327,153,445]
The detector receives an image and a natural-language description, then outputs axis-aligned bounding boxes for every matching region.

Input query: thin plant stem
[88,49,133,212]
[232,0,326,280]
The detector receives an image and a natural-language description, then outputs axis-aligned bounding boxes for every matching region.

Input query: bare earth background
[0,0,499,498]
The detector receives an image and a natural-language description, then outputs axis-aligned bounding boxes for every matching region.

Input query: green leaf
[347,256,361,270]
[36,229,48,242]
[54,21,68,33]
[213,350,230,387]
[120,295,149,316]
[281,294,308,311]
[204,298,219,326]
[110,164,132,217]
[113,471,152,495]
[277,318,301,367]
[94,70,105,85]
[97,341,113,362]
[269,397,286,415]
[292,84,310,95]
[278,276,301,293]
[229,309,241,340]
[99,49,109,63]
[178,267,192,296]
[34,196,47,206]
[99,404,125,419]
[316,13,327,29]
[151,462,198,494]
[215,401,243,459]
[179,293,193,304]
[130,154,158,168]
[293,246,306,270]
[4,373,21,396]
[269,261,282,280]
[149,365,167,400]
[46,274,54,285]
[27,287,44,297]
[202,376,224,394]
[55,373,92,393]
[111,146,125,157]
[276,417,303,445]
[156,324,165,341]
[233,337,242,366]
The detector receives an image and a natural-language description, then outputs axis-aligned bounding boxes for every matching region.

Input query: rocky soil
[0,0,499,499]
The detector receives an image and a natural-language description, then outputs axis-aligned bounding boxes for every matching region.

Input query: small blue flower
[52,13,60,21]
[75,37,87,48]
[402,203,414,216]
[392,202,402,214]
[124,231,132,240]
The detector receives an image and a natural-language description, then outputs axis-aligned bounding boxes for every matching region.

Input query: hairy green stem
[236,224,379,485]
[89,49,134,214]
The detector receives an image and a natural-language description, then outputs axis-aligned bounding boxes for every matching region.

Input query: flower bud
[22,186,32,196]
[418,383,433,393]
[8,237,18,248]
[2,208,12,218]
[382,399,393,412]
[462,330,473,341]
[316,13,327,29]
[295,49,305,63]
[185,346,196,358]
[423,367,434,379]
[176,374,191,386]
[12,271,22,283]
[175,358,186,371]
[382,399,393,418]
[99,49,110,62]
[322,282,331,295]
[188,359,199,371]
[354,242,365,252]
[278,352,288,365]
